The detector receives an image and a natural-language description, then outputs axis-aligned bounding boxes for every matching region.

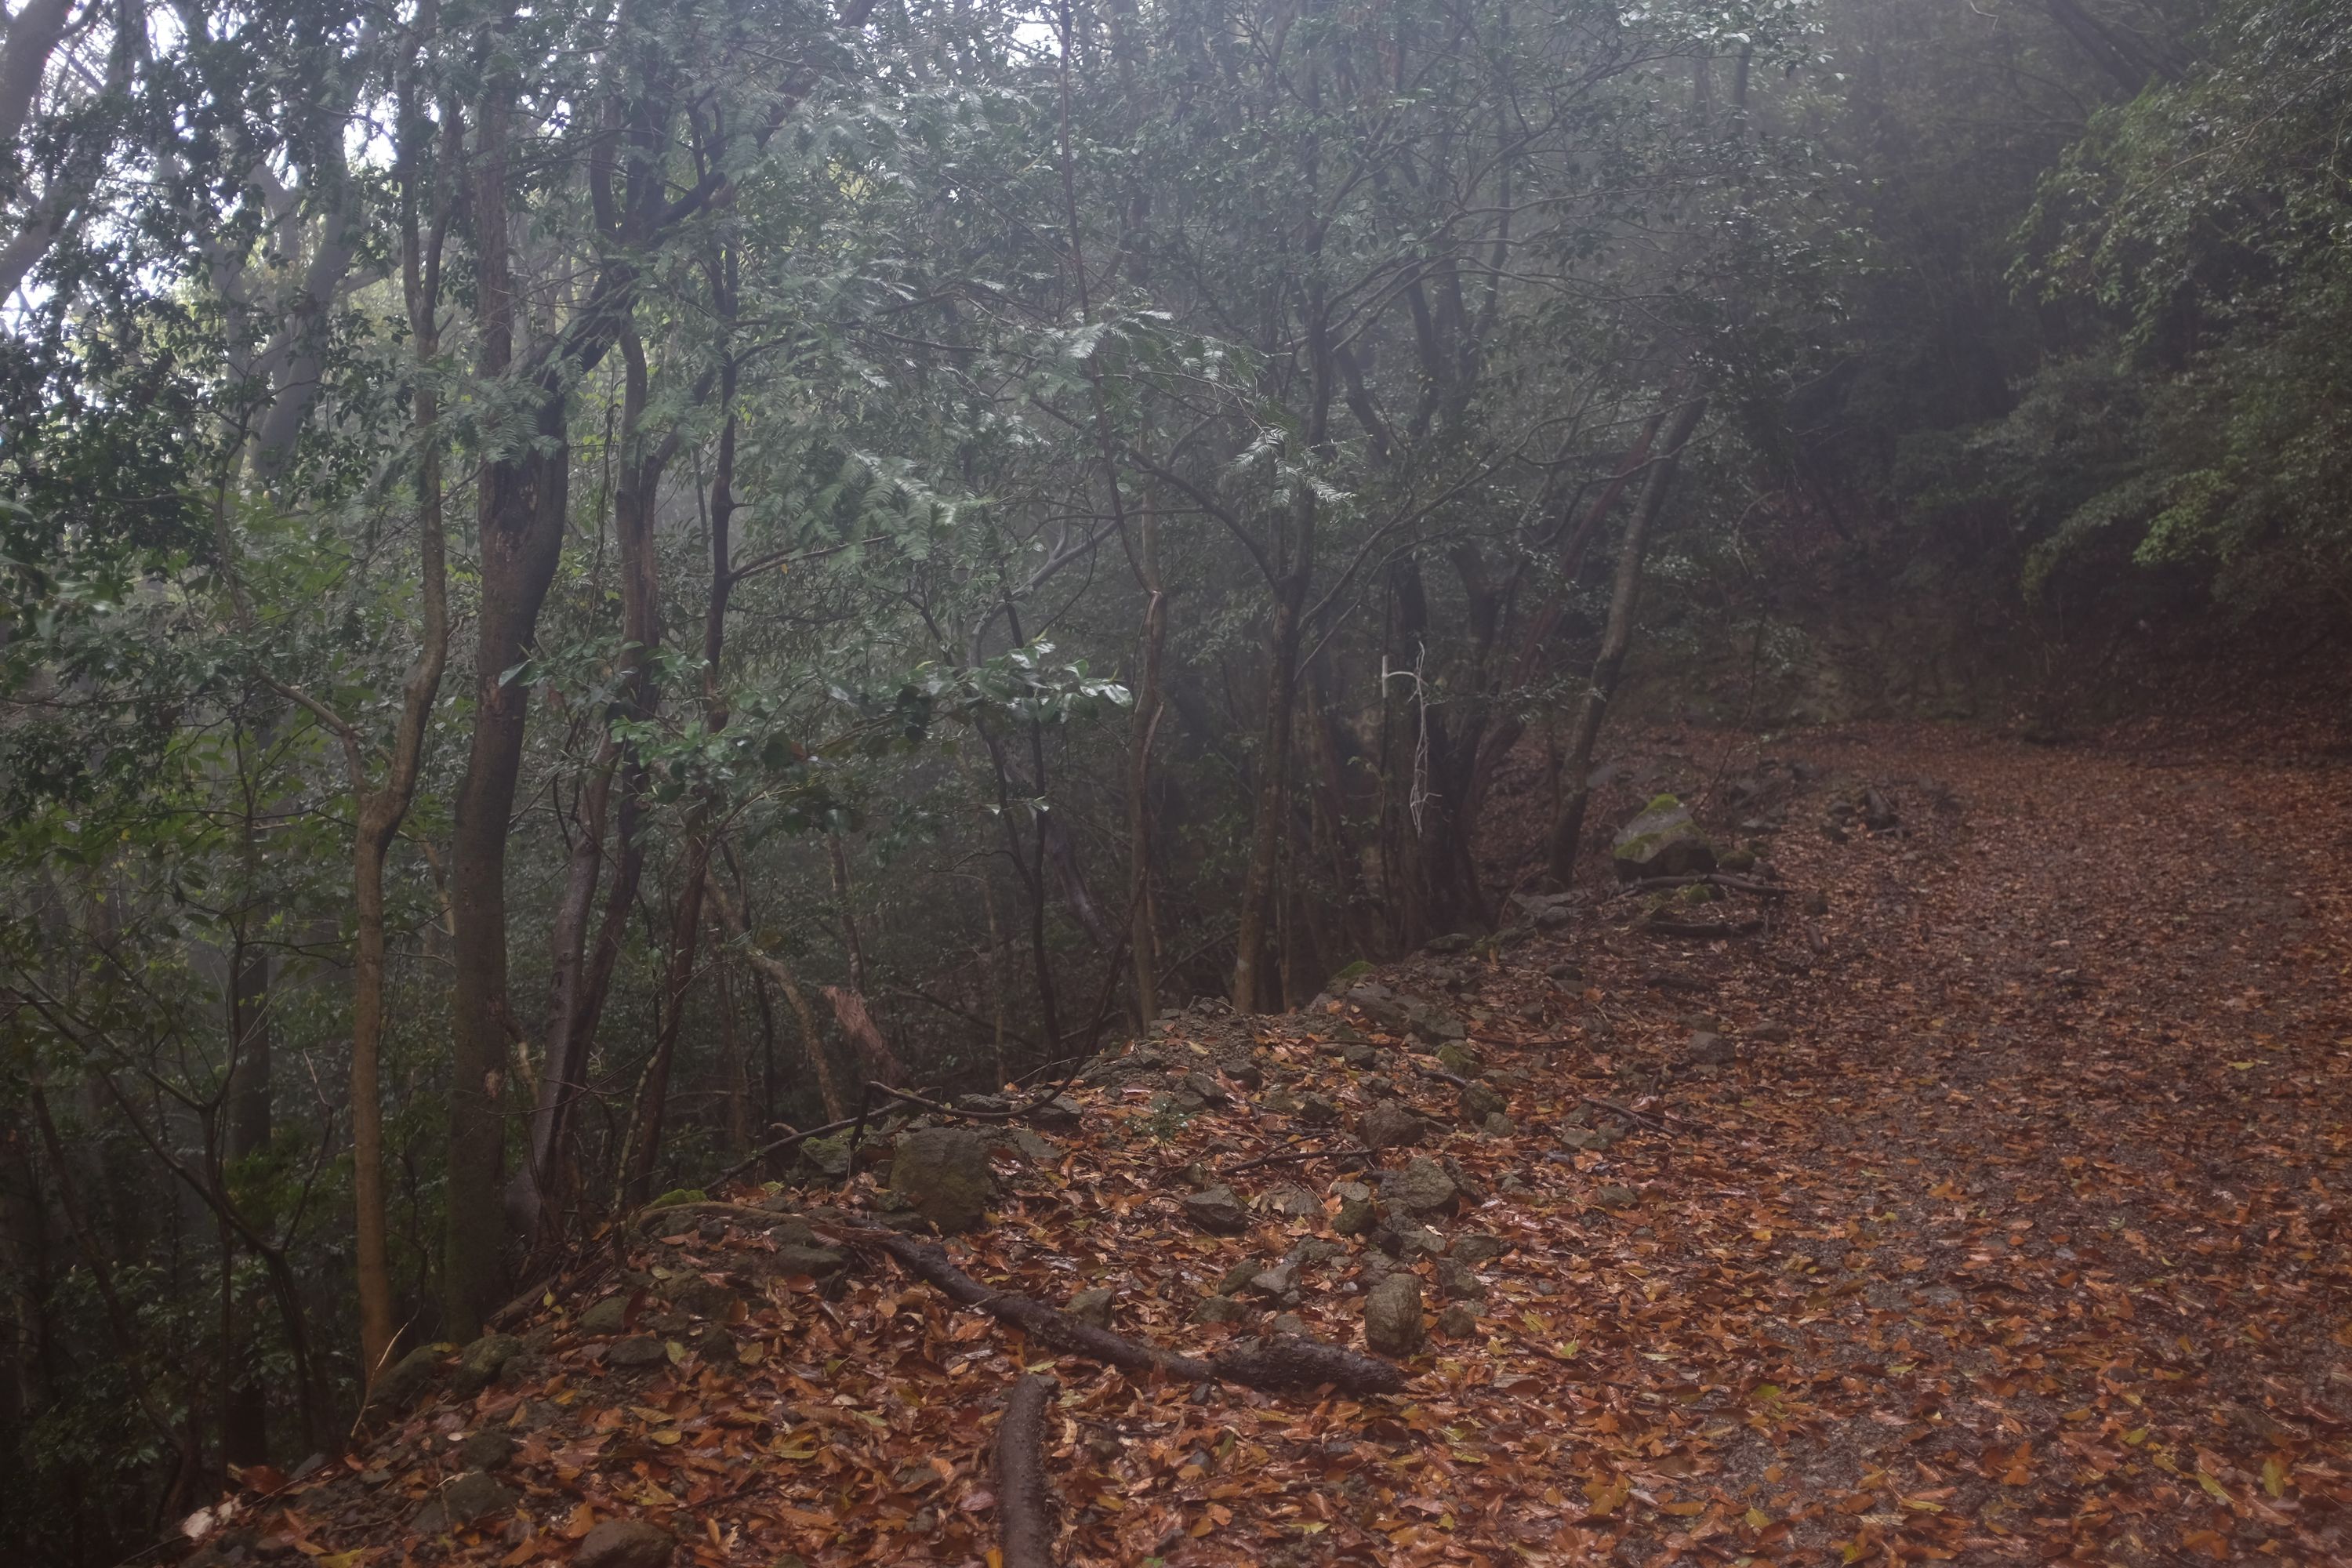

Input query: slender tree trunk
[220,924,270,1465]
[1124,495,1165,1022]
[1545,396,1706,884]
[1232,540,1310,1012]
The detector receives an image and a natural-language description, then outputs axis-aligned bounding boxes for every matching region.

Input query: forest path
[228,724,2352,1568]
[1646,723,2352,1564]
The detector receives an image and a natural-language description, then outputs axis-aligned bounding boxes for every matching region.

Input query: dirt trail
[203,724,2352,1568]
[1662,725,2352,1564]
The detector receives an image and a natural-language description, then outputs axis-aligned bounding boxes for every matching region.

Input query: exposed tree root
[839,1229,1407,1396]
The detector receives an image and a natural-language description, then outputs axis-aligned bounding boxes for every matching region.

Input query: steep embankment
[176,721,2352,1567]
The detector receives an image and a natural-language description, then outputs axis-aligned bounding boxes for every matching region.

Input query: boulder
[1610,796,1716,882]
[1181,1186,1250,1235]
[887,1127,996,1234]
[1363,1275,1425,1357]
[1380,1157,1457,1215]
[575,1519,676,1568]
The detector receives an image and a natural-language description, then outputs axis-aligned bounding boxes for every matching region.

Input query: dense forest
[0,0,2345,1558]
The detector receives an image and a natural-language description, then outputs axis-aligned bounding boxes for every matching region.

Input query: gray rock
[1363,1275,1425,1357]
[1423,932,1474,955]
[1749,1021,1792,1043]
[1559,1125,1623,1152]
[1458,1081,1508,1123]
[366,1341,448,1410]
[1594,1185,1640,1210]
[1481,1112,1517,1137]
[1359,1101,1425,1150]
[1265,1183,1322,1220]
[1332,1196,1378,1236]
[1031,1095,1085,1130]
[888,1127,997,1234]
[1297,1094,1342,1127]
[798,1133,853,1178]
[451,1332,523,1396]
[1682,1030,1735,1067]
[996,1127,1062,1165]
[771,1244,851,1279]
[660,1276,739,1320]
[416,1471,514,1531]
[608,1334,671,1368]
[457,1428,515,1470]
[1453,1233,1506,1266]
[575,1519,676,1568]
[1611,796,1716,881]
[1152,1087,1208,1114]
[1221,1058,1265,1090]
[1287,1236,1346,1269]
[1192,1294,1249,1325]
[1437,1303,1479,1338]
[1218,1258,1265,1294]
[1179,1070,1231,1106]
[1391,1221,1450,1261]
[1066,1288,1114,1328]
[1271,1312,1308,1338]
[1380,1157,1457,1215]
[1438,1260,1488,1301]
[1246,1265,1299,1299]
[1181,1186,1250,1235]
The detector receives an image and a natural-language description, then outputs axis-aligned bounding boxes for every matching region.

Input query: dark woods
[0,0,2342,1553]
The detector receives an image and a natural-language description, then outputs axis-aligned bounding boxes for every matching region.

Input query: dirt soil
[183,720,2352,1568]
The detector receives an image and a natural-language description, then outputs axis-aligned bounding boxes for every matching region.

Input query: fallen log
[996,1373,1058,1568]
[1641,915,1766,939]
[837,1229,1406,1396]
[1616,872,1791,899]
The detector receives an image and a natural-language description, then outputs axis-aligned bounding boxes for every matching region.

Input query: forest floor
[180,720,2352,1568]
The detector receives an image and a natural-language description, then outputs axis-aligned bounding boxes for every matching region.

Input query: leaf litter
[192,720,2351,1566]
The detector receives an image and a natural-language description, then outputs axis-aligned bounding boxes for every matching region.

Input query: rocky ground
[177,720,2352,1567]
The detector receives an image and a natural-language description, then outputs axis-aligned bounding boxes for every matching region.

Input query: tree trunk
[1545,395,1706,884]
[444,88,573,1337]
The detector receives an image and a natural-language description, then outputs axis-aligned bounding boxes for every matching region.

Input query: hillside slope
[175,723,2352,1568]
